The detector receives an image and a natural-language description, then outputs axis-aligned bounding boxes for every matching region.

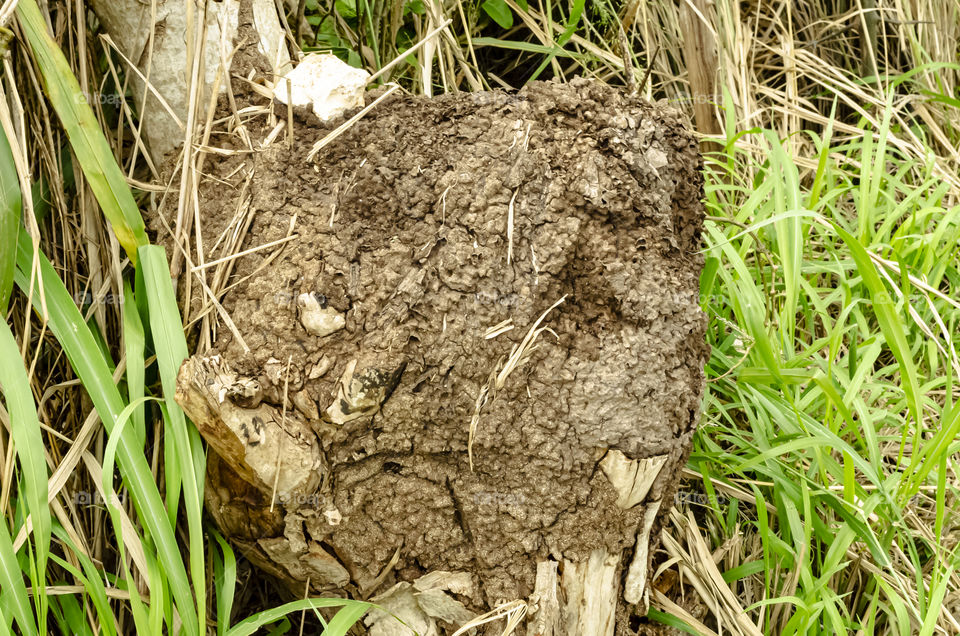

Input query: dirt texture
[174,78,707,625]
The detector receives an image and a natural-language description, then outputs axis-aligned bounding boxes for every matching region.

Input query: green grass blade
[100,396,159,634]
[50,593,93,636]
[0,509,36,636]
[213,532,238,636]
[122,280,146,448]
[139,245,207,629]
[225,599,371,636]
[527,0,586,82]
[0,321,50,631]
[471,37,578,57]
[0,127,21,313]
[903,399,960,496]
[15,0,147,263]
[49,536,119,636]
[322,603,371,636]
[13,235,199,635]
[830,223,923,460]
[762,130,803,357]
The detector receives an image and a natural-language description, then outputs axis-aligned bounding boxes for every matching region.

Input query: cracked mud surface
[177,78,708,612]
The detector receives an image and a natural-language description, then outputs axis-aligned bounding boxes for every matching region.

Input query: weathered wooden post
[174,77,708,634]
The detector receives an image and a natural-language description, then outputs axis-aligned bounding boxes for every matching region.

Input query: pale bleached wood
[529,561,563,636]
[176,355,325,502]
[599,450,668,509]
[624,499,663,609]
[561,550,620,636]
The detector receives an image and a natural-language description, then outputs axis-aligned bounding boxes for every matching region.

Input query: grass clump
[685,102,960,633]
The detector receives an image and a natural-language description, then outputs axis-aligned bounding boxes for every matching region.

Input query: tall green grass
[0,1,374,634]
[688,92,960,633]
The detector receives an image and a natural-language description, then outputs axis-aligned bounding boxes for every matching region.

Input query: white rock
[273,53,369,122]
[298,293,345,337]
[308,355,334,379]
[323,508,342,526]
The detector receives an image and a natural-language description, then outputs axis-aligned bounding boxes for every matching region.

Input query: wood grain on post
[680,0,722,151]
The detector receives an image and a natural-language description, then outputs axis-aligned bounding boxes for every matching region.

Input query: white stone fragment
[298,293,345,337]
[273,53,369,122]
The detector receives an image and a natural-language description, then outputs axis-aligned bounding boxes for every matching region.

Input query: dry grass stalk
[451,599,528,636]
[468,296,565,469]
[506,188,518,265]
[485,318,514,339]
[658,508,763,636]
[269,355,294,513]
[190,234,299,273]
[306,83,401,161]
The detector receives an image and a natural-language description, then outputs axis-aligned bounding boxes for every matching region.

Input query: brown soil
[175,78,707,623]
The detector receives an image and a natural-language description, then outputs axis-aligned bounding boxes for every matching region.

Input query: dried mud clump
[175,78,708,628]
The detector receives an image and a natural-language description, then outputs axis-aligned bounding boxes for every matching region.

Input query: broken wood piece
[599,450,669,509]
[529,561,563,636]
[561,549,620,636]
[176,355,325,502]
[365,572,476,636]
[623,498,663,609]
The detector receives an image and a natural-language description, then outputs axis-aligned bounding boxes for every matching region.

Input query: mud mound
[175,78,707,630]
